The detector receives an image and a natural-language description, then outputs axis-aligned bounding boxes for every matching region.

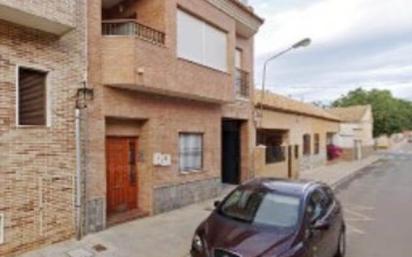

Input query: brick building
[0,1,86,256]
[0,0,263,255]
[83,0,263,233]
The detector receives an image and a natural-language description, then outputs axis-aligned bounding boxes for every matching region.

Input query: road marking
[345,209,375,221]
[343,206,375,236]
[345,204,375,211]
[346,224,366,235]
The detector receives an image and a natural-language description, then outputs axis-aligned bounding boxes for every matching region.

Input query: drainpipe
[75,108,82,240]
[74,0,90,240]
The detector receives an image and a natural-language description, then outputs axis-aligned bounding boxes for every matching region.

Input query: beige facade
[0,1,86,256]
[254,91,341,179]
[84,0,263,233]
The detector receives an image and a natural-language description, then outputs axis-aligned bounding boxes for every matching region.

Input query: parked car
[327,144,343,161]
[191,178,346,257]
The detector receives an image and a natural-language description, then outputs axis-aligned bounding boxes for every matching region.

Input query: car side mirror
[311,220,330,231]
[214,201,221,208]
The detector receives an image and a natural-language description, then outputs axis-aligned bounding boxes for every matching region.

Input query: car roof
[241,177,323,197]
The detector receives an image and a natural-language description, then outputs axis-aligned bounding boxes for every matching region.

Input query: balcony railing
[235,68,249,97]
[102,19,165,45]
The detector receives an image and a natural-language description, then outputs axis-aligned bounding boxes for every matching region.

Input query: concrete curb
[331,156,381,192]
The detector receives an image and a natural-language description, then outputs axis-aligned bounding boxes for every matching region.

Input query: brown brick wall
[0,0,260,254]
[85,0,259,232]
[0,0,76,27]
[0,2,86,256]
[100,0,236,103]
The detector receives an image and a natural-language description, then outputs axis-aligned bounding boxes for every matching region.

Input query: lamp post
[258,38,311,126]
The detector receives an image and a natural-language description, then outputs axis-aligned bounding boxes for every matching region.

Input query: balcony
[100,0,234,103]
[0,0,76,35]
[102,19,165,45]
[100,35,233,103]
[234,68,250,98]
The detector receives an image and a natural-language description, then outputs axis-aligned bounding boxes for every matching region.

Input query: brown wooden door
[106,137,138,216]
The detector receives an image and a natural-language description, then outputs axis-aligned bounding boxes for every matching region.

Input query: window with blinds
[177,9,228,72]
[18,68,47,126]
[179,133,203,172]
[303,134,311,156]
[235,48,243,69]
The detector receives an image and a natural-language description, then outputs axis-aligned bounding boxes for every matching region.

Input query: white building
[327,105,374,160]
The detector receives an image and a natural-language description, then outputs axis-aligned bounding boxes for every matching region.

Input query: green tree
[332,88,412,137]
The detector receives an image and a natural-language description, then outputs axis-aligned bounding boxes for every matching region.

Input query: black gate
[222,120,241,184]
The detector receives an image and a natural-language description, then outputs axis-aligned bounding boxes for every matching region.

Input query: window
[235,48,243,69]
[257,129,286,164]
[306,188,333,224]
[306,189,325,223]
[314,134,320,155]
[303,134,311,156]
[17,67,47,126]
[265,146,286,164]
[219,189,301,228]
[177,9,228,72]
[320,186,335,210]
[327,133,335,145]
[179,133,203,172]
[294,145,299,159]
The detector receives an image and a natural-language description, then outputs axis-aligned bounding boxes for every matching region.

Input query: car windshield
[219,188,301,228]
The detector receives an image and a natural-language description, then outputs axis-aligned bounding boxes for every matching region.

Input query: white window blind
[179,133,203,172]
[177,10,227,72]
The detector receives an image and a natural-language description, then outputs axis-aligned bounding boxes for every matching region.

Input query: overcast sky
[250,0,412,103]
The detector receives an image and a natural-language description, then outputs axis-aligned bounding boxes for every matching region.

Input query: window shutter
[177,10,227,72]
[203,25,227,71]
[177,10,204,64]
[18,68,47,126]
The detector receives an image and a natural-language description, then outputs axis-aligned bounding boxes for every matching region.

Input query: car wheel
[335,228,346,257]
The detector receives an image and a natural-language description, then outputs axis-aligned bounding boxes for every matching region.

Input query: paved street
[20,143,411,257]
[337,143,412,257]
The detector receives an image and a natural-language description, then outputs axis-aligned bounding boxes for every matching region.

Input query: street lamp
[258,38,311,126]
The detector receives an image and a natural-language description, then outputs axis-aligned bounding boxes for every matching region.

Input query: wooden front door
[106,137,138,216]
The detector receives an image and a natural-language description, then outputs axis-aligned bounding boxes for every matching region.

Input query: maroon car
[191,178,346,257]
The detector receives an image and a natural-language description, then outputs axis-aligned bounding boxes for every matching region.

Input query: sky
[249,0,412,103]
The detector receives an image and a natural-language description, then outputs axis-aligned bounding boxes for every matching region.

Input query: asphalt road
[336,143,412,257]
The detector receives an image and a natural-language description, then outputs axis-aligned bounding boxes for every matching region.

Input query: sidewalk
[20,155,380,257]
[300,155,380,190]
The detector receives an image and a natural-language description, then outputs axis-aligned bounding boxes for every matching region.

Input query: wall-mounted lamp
[76,81,94,109]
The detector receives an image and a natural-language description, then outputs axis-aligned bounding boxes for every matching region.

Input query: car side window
[306,187,335,223]
[306,190,324,223]
[320,186,335,211]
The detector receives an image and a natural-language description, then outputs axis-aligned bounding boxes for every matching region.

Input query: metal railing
[235,68,249,97]
[102,19,165,45]
[265,145,286,164]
